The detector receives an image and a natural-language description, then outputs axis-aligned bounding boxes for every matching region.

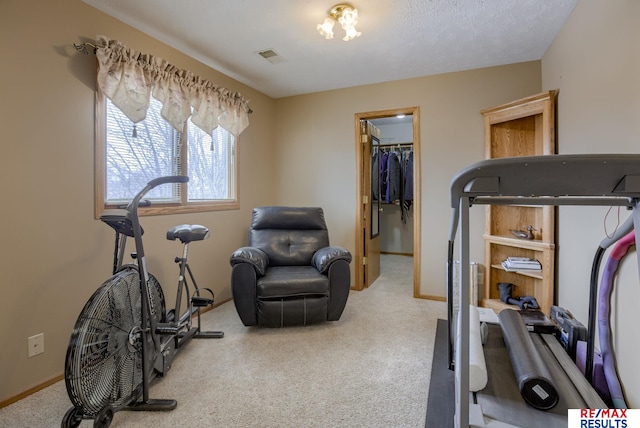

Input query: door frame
[354,106,421,297]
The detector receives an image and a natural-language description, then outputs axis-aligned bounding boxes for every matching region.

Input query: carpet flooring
[0,254,447,427]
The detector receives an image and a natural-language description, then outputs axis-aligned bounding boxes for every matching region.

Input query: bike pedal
[156,323,179,335]
[191,296,213,307]
[195,331,224,339]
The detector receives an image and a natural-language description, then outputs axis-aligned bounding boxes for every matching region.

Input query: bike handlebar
[128,176,190,212]
[147,175,189,188]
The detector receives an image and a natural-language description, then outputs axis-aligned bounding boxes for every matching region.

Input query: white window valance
[95,35,251,137]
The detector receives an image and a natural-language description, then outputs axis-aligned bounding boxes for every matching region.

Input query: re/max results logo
[568,409,639,428]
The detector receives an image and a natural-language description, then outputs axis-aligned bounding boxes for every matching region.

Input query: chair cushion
[257,266,329,298]
[251,230,329,266]
[249,206,330,266]
[251,206,327,230]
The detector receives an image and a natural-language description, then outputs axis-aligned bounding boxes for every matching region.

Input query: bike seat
[166,224,210,243]
[100,209,143,237]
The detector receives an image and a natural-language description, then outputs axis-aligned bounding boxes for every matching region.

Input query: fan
[63,268,165,427]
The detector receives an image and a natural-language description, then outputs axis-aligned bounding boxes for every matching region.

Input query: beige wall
[0,0,276,403]
[274,63,541,297]
[542,0,640,407]
[6,0,628,411]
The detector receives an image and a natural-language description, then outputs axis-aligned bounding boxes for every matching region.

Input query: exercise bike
[62,176,223,428]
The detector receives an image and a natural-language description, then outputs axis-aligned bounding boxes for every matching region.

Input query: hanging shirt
[404,151,414,201]
[380,151,389,200]
[385,151,401,203]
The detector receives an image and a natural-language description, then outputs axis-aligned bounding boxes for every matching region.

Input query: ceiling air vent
[257,49,287,64]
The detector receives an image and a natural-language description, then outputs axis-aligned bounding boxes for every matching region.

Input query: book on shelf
[506,257,537,262]
[501,257,541,271]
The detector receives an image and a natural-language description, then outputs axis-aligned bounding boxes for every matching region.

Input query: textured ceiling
[81,0,579,99]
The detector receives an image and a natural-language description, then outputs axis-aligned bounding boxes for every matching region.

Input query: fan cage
[64,268,165,416]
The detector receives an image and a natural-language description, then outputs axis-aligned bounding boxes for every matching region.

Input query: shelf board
[482,91,556,321]
[490,264,543,280]
[483,234,554,250]
[482,298,519,313]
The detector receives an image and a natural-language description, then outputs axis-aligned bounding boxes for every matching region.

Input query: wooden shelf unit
[481,91,557,315]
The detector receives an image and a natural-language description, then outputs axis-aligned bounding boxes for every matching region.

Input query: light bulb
[338,8,358,26]
[338,7,361,41]
[342,24,361,41]
[317,17,336,39]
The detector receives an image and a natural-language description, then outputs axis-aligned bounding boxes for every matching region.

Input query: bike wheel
[64,268,165,418]
[61,407,82,428]
[94,405,114,428]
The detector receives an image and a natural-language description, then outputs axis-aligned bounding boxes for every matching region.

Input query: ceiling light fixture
[317,4,361,41]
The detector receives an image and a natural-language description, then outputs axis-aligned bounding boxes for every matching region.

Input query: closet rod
[378,142,413,148]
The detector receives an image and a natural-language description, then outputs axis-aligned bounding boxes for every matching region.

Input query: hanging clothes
[385,151,401,203]
[399,149,413,224]
[377,145,414,223]
[380,150,389,200]
[403,150,414,208]
[403,150,414,201]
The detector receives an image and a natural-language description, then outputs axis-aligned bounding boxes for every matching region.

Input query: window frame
[94,89,239,219]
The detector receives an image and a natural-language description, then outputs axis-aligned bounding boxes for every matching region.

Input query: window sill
[96,201,239,219]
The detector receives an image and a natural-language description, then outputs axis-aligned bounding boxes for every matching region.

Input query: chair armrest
[312,246,352,274]
[230,247,269,276]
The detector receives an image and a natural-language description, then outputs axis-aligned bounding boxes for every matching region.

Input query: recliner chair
[230,206,352,327]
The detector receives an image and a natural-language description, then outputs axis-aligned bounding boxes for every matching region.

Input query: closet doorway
[354,107,421,297]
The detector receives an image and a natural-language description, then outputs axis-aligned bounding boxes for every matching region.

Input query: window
[95,91,238,217]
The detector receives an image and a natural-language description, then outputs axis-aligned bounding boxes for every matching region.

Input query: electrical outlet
[28,333,44,358]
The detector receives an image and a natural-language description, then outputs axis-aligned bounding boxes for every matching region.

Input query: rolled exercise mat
[499,309,559,410]
[469,305,488,391]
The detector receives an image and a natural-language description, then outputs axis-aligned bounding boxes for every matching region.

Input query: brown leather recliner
[230,206,352,327]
